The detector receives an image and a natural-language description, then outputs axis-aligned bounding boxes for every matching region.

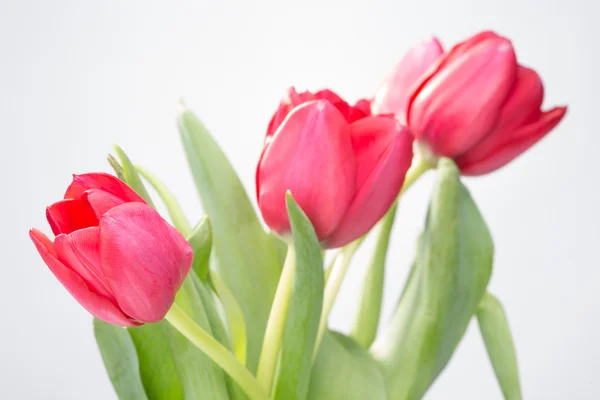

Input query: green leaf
[477,292,522,400]
[177,105,281,372]
[210,271,248,367]
[107,154,126,181]
[186,216,213,282]
[272,193,324,400]
[93,319,149,400]
[136,164,193,236]
[112,145,155,207]
[371,158,494,400]
[308,331,387,400]
[163,276,230,399]
[128,323,183,400]
[194,274,248,400]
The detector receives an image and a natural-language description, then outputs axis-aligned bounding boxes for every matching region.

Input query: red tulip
[30,173,193,326]
[373,31,567,175]
[257,89,413,248]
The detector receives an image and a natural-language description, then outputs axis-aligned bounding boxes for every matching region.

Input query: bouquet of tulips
[30,31,566,400]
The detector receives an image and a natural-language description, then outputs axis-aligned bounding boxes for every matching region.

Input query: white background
[1,0,597,398]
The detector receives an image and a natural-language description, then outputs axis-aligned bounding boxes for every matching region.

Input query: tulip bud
[256,89,414,248]
[373,31,567,175]
[30,173,193,326]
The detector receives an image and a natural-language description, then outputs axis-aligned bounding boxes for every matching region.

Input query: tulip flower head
[256,88,414,248]
[372,31,567,175]
[30,173,193,326]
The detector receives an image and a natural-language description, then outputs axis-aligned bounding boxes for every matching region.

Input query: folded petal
[99,203,193,322]
[457,107,567,175]
[257,100,356,240]
[46,199,99,235]
[29,228,138,326]
[408,34,517,157]
[54,227,115,300]
[64,173,145,204]
[326,119,413,248]
[266,87,317,139]
[492,66,544,132]
[372,37,444,122]
[82,189,126,217]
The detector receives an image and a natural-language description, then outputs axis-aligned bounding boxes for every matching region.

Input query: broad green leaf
[128,323,183,400]
[177,105,281,372]
[112,145,155,207]
[272,193,324,400]
[136,165,193,236]
[371,158,494,400]
[477,292,522,400]
[187,216,213,282]
[307,331,387,400]
[94,319,149,400]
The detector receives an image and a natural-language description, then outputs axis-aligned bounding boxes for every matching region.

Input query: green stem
[256,243,296,392]
[348,157,431,348]
[349,201,398,348]
[165,303,268,400]
[313,238,363,359]
[135,164,193,237]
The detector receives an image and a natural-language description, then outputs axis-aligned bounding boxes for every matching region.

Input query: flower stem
[256,243,296,392]
[313,238,363,359]
[348,201,398,347]
[317,157,432,355]
[349,157,431,347]
[165,303,268,400]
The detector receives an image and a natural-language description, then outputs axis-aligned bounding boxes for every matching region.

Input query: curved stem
[349,201,398,347]
[317,157,432,354]
[165,304,268,400]
[349,157,431,347]
[313,238,363,359]
[256,244,296,392]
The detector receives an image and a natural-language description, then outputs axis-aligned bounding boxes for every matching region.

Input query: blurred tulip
[372,31,567,175]
[30,173,193,326]
[257,89,413,248]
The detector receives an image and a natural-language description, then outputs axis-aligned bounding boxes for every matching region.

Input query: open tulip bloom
[31,30,566,400]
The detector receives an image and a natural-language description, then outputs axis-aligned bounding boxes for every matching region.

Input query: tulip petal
[266,87,317,139]
[29,228,138,326]
[408,34,517,157]
[457,107,567,176]
[99,203,193,322]
[257,100,356,241]
[46,199,99,236]
[372,37,444,122]
[326,119,413,248]
[490,66,544,133]
[83,189,126,217]
[64,173,146,204]
[54,227,115,300]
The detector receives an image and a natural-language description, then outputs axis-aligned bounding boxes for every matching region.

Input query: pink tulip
[372,31,567,175]
[30,173,193,326]
[372,37,444,122]
[257,88,413,248]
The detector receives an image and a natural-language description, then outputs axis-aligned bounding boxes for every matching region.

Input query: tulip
[256,88,413,248]
[30,173,193,326]
[372,31,567,175]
